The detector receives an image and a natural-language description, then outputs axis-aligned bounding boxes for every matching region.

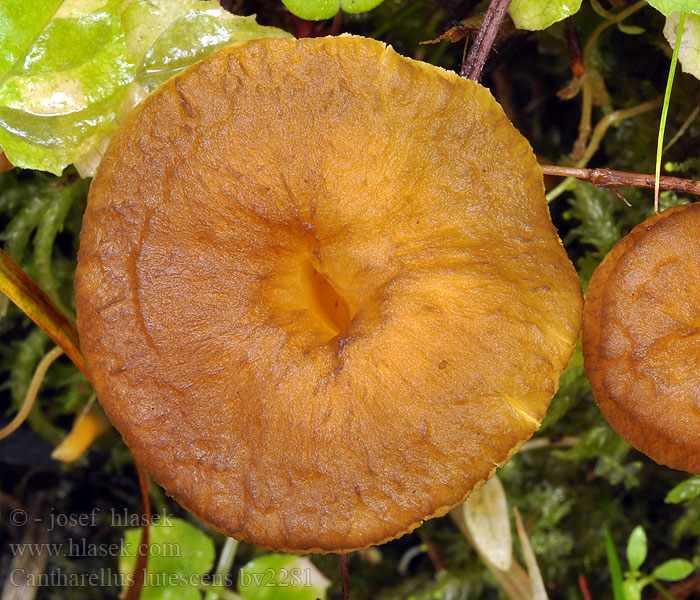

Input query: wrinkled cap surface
[584,202,700,474]
[75,36,583,553]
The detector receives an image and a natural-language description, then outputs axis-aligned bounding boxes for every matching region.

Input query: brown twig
[461,0,512,80]
[541,164,700,197]
[546,96,663,201]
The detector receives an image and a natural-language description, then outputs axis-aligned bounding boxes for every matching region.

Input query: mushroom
[75,36,583,553]
[583,202,700,474]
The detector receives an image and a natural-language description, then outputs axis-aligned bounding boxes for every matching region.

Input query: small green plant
[666,476,700,504]
[119,520,330,600]
[618,525,695,600]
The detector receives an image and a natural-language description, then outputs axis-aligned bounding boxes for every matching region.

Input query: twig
[461,0,512,80]
[546,97,663,201]
[541,165,700,196]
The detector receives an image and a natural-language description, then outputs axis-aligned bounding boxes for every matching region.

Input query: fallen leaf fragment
[458,476,512,571]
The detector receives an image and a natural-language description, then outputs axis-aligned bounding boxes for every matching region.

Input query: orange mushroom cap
[583,202,700,474]
[75,36,582,553]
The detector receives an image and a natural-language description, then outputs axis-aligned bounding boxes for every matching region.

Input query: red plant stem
[578,574,594,600]
[565,19,585,77]
[125,467,152,600]
[291,16,314,38]
[541,164,700,196]
[329,12,343,36]
[461,0,512,80]
[340,553,350,600]
[425,539,445,571]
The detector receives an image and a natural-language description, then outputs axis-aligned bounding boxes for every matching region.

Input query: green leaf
[119,517,215,600]
[281,0,384,21]
[133,5,291,91]
[0,1,62,78]
[646,1,700,17]
[652,559,695,581]
[626,526,647,570]
[508,0,583,31]
[665,476,700,504]
[0,1,290,175]
[605,526,625,600]
[0,0,132,175]
[238,554,330,600]
[664,13,700,80]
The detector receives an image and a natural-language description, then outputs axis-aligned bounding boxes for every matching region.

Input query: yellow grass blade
[0,247,87,378]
